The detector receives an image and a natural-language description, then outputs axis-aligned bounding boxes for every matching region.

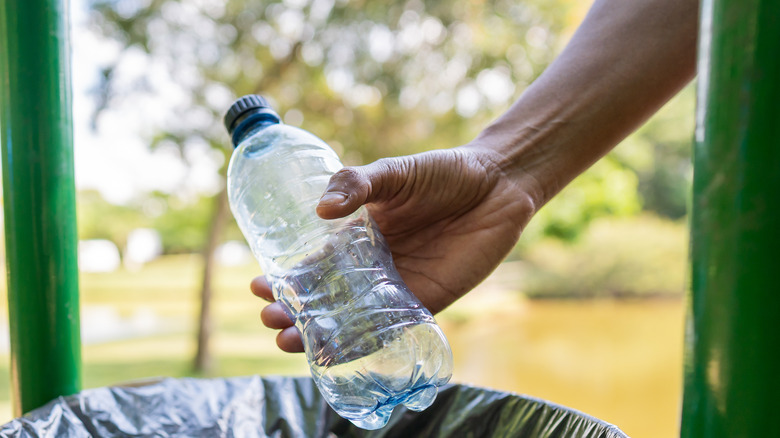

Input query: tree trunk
[193,185,229,374]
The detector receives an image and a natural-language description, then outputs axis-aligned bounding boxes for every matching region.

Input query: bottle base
[343,384,439,430]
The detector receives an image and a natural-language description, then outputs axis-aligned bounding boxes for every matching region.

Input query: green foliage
[85,0,694,245]
[77,190,150,246]
[78,190,242,253]
[613,84,695,219]
[150,195,214,253]
[519,215,688,298]
[87,0,573,160]
[522,158,642,242]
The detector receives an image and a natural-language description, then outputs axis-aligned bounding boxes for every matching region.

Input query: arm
[470,0,698,209]
[253,0,699,352]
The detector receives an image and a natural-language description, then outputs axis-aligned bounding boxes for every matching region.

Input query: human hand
[251,145,540,352]
[253,0,698,353]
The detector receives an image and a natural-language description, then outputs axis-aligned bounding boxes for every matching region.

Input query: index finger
[250,276,275,302]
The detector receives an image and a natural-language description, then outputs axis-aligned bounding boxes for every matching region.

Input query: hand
[253,0,698,354]
[250,145,540,352]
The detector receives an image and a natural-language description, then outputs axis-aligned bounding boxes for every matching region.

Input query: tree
[86,0,631,372]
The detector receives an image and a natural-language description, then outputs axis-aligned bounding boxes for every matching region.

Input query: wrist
[458,134,548,222]
[462,100,574,211]
[461,0,697,211]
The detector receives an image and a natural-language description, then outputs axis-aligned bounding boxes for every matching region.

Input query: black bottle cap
[223,95,281,145]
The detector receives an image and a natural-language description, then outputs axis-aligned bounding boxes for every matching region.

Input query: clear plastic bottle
[223,95,453,430]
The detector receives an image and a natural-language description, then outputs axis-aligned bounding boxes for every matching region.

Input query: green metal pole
[682,0,780,437]
[0,0,82,415]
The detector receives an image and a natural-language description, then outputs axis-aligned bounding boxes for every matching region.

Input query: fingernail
[318,192,347,206]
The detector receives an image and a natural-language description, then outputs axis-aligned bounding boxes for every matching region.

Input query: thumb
[316,157,412,219]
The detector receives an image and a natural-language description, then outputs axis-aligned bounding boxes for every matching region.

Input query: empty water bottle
[223,95,453,429]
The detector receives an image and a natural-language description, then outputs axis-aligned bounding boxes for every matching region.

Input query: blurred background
[0,0,694,436]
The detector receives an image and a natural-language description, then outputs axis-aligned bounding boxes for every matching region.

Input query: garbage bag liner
[0,376,628,437]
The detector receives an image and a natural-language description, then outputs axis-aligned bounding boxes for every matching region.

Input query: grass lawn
[0,254,309,423]
[0,254,685,438]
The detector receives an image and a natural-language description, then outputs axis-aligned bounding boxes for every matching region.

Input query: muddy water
[439,294,685,438]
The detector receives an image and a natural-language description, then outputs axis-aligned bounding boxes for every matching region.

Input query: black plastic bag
[0,376,628,437]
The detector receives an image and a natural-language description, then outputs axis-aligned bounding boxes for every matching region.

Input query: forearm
[469,0,698,209]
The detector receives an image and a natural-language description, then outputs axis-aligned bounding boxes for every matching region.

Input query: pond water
[439,292,685,438]
[0,257,686,436]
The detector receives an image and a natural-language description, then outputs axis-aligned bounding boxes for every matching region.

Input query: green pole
[682,0,780,437]
[0,0,82,415]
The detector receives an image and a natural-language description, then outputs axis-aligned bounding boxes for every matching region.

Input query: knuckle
[374,157,404,175]
[329,167,363,191]
[333,167,360,181]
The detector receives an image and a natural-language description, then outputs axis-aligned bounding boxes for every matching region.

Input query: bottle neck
[231,110,281,147]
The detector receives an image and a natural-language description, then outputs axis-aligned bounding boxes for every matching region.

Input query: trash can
[0,376,628,437]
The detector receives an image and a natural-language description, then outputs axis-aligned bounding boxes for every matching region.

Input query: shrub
[519,215,687,299]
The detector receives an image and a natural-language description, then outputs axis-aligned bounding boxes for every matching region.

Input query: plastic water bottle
[223,95,453,430]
